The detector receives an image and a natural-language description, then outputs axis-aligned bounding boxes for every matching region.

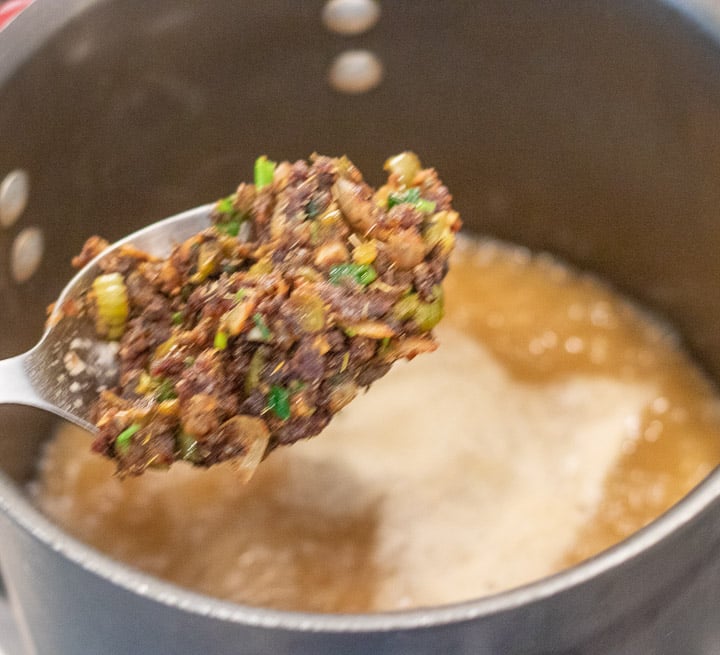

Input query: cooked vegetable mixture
[75,153,461,477]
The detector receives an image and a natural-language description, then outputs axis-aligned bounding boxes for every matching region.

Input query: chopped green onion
[214,194,246,236]
[92,272,129,340]
[214,330,229,350]
[215,219,240,237]
[415,287,444,331]
[267,385,291,420]
[416,198,437,213]
[155,379,177,402]
[115,423,141,454]
[234,288,246,302]
[328,263,377,287]
[216,194,236,215]
[254,155,276,189]
[252,313,272,341]
[392,293,420,321]
[171,311,184,326]
[387,187,436,213]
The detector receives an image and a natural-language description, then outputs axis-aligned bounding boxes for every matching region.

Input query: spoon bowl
[0,203,214,431]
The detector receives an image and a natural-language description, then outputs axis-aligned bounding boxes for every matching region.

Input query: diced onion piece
[384,152,421,187]
[288,286,326,333]
[190,241,222,283]
[382,336,438,362]
[344,320,396,339]
[327,381,359,413]
[245,348,266,394]
[314,240,350,267]
[424,210,460,255]
[248,256,273,277]
[222,299,256,336]
[222,416,270,483]
[332,177,378,234]
[92,272,129,340]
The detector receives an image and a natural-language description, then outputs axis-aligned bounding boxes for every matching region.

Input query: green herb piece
[234,289,246,302]
[252,313,272,340]
[214,330,229,350]
[328,263,377,287]
[267,385,291,421]
[215,218,240,237]
[305,197,322,219]
[155,379,177,402]
[115,423,141,454]
[171,311,184,326]
[387,187,436,213]
[254,155,276,189]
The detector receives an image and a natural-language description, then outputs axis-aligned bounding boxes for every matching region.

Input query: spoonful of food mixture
[0,153,460,478]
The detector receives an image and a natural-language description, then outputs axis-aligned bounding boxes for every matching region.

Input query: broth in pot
[31,236,720,612]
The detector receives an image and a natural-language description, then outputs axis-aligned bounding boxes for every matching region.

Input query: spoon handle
[0,352,46,408]
[0,352,93,430]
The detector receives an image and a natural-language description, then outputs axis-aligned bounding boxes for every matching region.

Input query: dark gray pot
[1,1,720,653]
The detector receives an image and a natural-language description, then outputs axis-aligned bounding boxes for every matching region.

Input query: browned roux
[31,236,720,612]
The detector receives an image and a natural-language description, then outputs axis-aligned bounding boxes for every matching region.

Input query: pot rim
[1,0,720,634]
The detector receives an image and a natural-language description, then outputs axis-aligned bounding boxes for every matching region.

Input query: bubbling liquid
[31,237,720,612]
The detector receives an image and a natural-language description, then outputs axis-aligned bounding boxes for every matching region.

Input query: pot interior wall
[2,0,720,485]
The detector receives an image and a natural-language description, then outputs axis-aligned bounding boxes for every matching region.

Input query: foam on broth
[31,237,720,612]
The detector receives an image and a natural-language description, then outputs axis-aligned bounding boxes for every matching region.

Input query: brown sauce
[30,236,720,612]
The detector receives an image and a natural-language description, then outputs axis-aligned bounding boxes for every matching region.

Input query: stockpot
[2,0,720,653]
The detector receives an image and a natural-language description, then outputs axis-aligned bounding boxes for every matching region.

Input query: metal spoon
[0,204,213,431]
